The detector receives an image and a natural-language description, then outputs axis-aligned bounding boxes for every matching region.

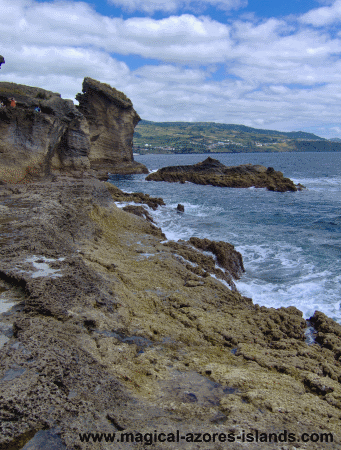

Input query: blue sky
[1,0,341,137]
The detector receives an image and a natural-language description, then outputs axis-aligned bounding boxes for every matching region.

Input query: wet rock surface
[0,179,340,449]
[146,157,303,192]
[104,182,165,210]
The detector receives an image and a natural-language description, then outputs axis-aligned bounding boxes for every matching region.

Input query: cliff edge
[0,79,147,183]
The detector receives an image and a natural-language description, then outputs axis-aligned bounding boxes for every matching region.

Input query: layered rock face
[0,82,90,183]
[76,78,148,178]
[0,79,147,183]
[146,157,303,192]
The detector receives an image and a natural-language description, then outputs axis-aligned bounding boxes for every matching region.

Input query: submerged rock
[146,157,303,192]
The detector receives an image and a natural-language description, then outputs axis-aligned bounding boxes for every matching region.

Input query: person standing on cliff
[9,97,16,107]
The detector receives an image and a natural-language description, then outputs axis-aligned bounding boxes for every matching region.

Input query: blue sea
[109,152,341,323]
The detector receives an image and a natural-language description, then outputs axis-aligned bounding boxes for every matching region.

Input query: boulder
[0,55,4,69]
[146,157,303,192]
[76,78,148,177]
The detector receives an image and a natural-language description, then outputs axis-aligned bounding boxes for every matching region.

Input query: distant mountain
[133,120,332,154]
[139,121,324,141]
[329,137,341,142]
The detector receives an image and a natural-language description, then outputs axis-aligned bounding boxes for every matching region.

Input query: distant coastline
[133,120,341,155]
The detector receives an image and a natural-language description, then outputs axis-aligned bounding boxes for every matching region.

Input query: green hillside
[133,120,338,154]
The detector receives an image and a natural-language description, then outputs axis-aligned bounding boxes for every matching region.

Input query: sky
[1,0,341,137]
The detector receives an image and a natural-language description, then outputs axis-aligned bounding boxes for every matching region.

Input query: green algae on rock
[146,157,304,192]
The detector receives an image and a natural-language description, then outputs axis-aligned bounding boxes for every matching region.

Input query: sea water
[109,152,341,324]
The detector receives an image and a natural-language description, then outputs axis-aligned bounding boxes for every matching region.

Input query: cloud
[300,0,341,26]
[1,0,341,137]
[107,0,247,14]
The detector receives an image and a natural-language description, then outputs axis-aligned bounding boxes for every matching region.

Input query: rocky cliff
[146,157,303,192]
[0,79,147,183]
[76,78,148,178]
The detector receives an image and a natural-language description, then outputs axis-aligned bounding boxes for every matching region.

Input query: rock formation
[146,157,302,192]
[76,78,148,178]
[0,55,4,69]
[1,179,341,449]
[0,79,147,183]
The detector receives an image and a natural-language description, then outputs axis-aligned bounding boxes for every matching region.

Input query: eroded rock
[0,79,147,183]
[76,78,148,177]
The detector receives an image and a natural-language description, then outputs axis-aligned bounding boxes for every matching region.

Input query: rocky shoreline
[146,157,304,192]
[1,178,341,449]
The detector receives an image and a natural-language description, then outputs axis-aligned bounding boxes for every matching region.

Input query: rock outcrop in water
[146,157,303,192]
[1,179,341,449]
[0,79,147,183]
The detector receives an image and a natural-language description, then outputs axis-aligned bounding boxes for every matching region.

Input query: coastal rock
[76,78,148,177]
[104,182,165,210]
[122,205,155,223]
[164,238,244,291]
[1,180,341,449]
[0,82,90,183]
[0,79,147,183]
[146,157,302,192]
[189,236,244,279]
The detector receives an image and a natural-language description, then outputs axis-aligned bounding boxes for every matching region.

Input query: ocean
[109,152,341,324]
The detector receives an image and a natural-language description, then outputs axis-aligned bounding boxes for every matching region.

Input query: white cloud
[1,0,341,137]
[300,0,341,26]
[107,0,247,14]
[331,126,341,134]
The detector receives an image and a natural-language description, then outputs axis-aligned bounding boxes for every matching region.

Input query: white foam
[210,273,231,289]
[173,254,198,268]
[236,269,341,322]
